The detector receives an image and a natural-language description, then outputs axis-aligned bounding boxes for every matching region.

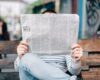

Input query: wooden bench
[0,39,100,80]
[79,39,100,80]
[0,41,19,80]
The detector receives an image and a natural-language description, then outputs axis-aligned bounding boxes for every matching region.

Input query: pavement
[0,54,19,80]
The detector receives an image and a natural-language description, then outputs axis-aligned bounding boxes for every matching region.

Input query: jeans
[18,53,77,80]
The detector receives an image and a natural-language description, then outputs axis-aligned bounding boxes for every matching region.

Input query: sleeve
[65,55,81,75]
[14,57,20,71]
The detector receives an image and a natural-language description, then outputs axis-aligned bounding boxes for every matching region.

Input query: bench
[79,39,100,80]
[0,41,19,80]
[0,39,100,80]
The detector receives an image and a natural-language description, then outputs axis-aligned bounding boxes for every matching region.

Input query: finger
[72,44,81,50]
[18,45,28,51]
[72,52,82,59]
[72,49,81,55]
[17,50,25,55]
[18,49,28,54]
[17,48,28,52]
[72,50,81,58]
[72,47,83,53]
[20,40,28,46]
[17,48,28,55]
[72,50,82,57]
[72,51,79,57]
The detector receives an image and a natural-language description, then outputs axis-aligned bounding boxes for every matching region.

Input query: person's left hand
[71,44,83,62]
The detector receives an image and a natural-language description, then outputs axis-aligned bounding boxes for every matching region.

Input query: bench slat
[82,70,100,80]
[0,41,19,54]
[78,39,100,52]
[81,56,100,66]
[0,59,14,69]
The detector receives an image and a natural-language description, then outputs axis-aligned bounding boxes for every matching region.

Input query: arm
[66,44,83,75]
[66,55,81,75]
[14,40,29,71]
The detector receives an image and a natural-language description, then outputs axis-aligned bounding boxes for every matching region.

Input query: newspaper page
[20,14,79,55]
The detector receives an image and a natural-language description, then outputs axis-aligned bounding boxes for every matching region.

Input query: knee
[19,53,37,69]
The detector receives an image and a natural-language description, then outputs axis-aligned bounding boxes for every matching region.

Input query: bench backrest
[78,39,100,52]
[0,39,100,54]
[0,41,19,54]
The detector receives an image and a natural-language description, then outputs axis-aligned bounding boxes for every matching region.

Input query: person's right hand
[17,40,29,58]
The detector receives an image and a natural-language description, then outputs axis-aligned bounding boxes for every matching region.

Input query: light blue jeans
[18,53,77,80]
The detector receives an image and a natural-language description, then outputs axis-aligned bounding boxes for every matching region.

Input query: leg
[19,65,38,80]
[19,53,71,80]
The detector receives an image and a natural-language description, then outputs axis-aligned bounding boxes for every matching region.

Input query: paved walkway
[0,54,19,80]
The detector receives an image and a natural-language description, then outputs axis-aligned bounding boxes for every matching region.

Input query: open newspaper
[20,14,79,55]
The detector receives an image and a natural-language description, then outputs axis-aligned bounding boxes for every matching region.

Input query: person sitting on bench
[14,10,83,80]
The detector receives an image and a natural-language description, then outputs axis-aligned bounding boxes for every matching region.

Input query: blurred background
[0,0,100,80]
[0,0,99,41]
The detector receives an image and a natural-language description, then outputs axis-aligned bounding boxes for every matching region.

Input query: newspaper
[20,14,79,55]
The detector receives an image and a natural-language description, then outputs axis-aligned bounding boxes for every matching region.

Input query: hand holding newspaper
[20,14,79,55]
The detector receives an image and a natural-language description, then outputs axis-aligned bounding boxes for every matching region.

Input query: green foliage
[25,0,42,14]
